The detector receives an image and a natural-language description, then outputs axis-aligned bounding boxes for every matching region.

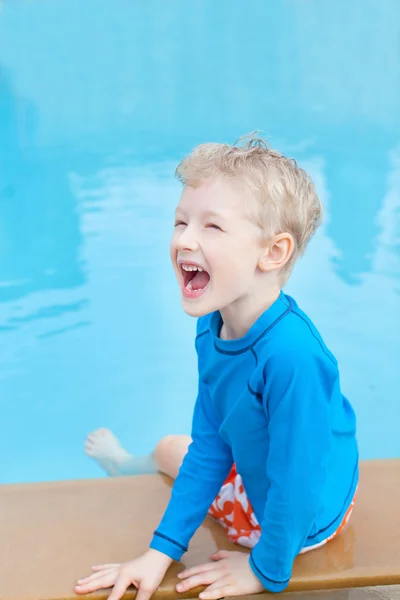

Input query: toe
[85,440,94,451]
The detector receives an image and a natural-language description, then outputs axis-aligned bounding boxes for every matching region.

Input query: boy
[76,135,358,599]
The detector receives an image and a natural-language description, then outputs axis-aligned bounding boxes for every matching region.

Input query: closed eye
[174,220,187,227]
[205,223,223,231]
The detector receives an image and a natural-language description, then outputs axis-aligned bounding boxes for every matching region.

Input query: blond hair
[176,133,322,280]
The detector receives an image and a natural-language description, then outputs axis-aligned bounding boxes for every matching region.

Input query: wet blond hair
[176,133,322,280]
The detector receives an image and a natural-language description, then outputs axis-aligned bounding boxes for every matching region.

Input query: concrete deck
[1,460,399,599]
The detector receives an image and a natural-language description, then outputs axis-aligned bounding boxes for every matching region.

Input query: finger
[176,571,223,593]
[76,568,115,585]
[199,577,232,599]
[210,550,230,561]
[178,562,218,579]
[135,584,154,600]
[75,570,117,594]
[107,575,132,600]
[91,564,120,571]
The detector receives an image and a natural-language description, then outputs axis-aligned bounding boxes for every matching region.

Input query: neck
[219,285,281,341]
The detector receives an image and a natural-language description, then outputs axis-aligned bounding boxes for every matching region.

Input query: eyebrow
[174,208,225,219]
[202,210,225,220]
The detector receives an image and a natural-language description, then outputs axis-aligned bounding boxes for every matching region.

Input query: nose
[175,225,199,252]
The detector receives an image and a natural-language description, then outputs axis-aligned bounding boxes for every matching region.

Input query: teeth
[181,264,203,272]
[186,280,193,291]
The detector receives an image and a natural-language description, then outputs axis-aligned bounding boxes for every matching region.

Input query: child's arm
[149,377,233,560]
[249,350,334,593]
[75,379,232,600]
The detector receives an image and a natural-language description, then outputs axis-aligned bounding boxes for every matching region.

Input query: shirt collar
[210,291,292,354]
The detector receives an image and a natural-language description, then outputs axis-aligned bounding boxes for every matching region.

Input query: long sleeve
[149,378,233,561]
[249,350,334,592]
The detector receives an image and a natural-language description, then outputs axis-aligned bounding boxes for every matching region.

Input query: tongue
[191,270,210,290]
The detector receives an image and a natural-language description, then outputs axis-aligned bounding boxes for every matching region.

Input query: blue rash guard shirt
[150,292,359,593]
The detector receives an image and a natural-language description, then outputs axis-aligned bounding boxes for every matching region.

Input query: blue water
[0,0,399,484]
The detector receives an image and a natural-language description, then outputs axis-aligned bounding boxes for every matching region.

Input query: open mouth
[180,264,210,298]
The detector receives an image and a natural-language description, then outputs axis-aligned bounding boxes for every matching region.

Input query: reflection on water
[286,151,400,460]
[1,154,398,485]
[0,67,85,304]
[324,147,389,284]
[0,0,399,494]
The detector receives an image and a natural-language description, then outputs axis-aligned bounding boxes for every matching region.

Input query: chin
[181,298,213,318]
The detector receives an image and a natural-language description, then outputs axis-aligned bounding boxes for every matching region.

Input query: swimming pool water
[0,0,399,484]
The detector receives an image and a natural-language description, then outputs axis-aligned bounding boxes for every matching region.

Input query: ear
[258,232,294,273]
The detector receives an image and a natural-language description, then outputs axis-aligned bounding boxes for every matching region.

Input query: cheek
[215,238,254,269]
[169,241,178,270]
[212,252,245,280]
[213,245,258,287]
[170,232,178,255]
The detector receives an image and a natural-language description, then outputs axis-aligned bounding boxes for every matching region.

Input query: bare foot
[85,428,157,476]
[85,428,135,476]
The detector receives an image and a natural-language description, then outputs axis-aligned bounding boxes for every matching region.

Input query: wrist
[146,547,174,565]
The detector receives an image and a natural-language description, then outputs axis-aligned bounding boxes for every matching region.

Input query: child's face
[170,179,265,317]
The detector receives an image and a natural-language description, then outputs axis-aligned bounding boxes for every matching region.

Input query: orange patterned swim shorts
[208,463,357,552]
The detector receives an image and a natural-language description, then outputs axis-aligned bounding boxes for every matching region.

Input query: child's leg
[85,428,191,478]
[153,434,191,478]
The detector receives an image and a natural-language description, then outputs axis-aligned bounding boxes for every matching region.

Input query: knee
[153,434,180,461]
[153,434,191,477]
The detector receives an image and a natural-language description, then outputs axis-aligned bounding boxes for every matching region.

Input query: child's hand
[74,549,173,600]
[176,550,264,599]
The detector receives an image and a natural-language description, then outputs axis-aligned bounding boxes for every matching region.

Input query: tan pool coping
[1,459,400,599]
